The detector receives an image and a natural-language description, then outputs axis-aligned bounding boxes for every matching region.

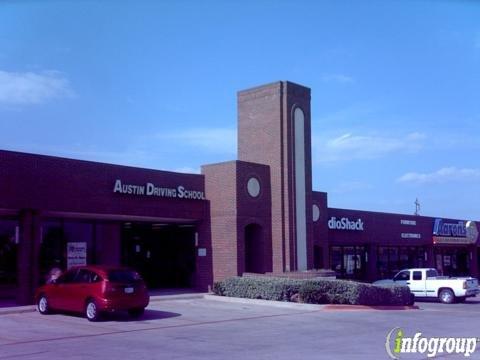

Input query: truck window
[426,269,438,278]
[412,271,422,280]
[394,270,410,281]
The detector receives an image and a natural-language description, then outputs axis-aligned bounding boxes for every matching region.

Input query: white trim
[294,107,307,270]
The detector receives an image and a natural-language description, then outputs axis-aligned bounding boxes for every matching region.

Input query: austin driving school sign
[113,179,205,200]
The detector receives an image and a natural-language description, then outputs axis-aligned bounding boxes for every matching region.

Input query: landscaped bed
[213,276,414,306]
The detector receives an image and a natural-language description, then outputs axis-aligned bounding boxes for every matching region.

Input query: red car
[35,265,150,321]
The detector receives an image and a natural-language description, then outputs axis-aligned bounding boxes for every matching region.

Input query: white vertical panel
[294,107,307,270]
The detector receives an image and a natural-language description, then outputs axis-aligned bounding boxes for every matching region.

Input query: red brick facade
[0,80,478,305]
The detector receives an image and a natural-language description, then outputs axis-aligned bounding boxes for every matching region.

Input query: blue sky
[1,0,479,220]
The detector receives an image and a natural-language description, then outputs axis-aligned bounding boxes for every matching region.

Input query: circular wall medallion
[247,177,260,198]
[312,204,320,222]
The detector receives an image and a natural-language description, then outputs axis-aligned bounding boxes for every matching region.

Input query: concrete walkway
[0,289,207,316]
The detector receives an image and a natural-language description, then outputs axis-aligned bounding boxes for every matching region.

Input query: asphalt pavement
[1,295,480,359]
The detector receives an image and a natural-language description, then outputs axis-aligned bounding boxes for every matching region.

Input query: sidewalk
[0,289,206,316]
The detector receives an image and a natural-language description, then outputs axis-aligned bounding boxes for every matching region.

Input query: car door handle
[406,282,410,285]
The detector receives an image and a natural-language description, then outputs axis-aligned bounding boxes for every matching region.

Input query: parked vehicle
[35,265,150,321]
[374,268,479,304]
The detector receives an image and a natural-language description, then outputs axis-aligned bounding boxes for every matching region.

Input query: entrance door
[244,224,264,274]
[0,219,18,299]
[122,223,196,289]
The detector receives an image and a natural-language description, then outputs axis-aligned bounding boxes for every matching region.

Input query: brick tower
[238,81,313,272]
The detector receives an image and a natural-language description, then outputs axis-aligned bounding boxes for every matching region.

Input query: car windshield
[107,270,142,283]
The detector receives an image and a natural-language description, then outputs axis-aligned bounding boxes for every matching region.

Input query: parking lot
[1,296,480,359]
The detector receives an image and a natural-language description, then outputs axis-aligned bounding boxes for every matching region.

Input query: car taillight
[463,281,467,289]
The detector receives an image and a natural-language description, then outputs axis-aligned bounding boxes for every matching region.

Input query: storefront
[1,81,478,305]
[0,150,211,304]
[317,206,479,281]
[432,219,479,277]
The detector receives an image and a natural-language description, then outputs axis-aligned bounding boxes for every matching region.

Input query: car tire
[407,293,415,306]
[439,289,455,304]
[128,307,145,318]
[37,295,50,315]
[85,300,101,322]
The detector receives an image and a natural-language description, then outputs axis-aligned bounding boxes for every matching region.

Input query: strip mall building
[1,81,478,304]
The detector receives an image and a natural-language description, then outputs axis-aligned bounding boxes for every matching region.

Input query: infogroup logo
[385,327,478,359]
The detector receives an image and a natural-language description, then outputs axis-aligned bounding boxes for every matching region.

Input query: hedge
[213,276,413,306]
[213,276,304,302]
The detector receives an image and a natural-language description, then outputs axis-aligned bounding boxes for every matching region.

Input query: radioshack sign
[328,217,364,231]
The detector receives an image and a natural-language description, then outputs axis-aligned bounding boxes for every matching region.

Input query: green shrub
[299,280,412,305]
[213,276,413,306]
[213,276,304,301]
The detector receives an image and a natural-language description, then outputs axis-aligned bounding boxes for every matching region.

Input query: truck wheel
[439,289,454,304]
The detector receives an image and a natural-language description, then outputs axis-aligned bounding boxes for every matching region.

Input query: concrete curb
[203,294,419,311]
[149,293,207,302]
[203,294,325,310]
[0,305,36,315]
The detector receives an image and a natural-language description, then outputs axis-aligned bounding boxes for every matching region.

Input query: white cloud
[157,128,237,155]
[321,73,354,84]
[172,166,200,174]
[0,70,75,105]
[314,132,425,163]
[397,167,480,184]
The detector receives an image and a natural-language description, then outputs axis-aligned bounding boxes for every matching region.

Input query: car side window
[74,269,102,283]
[75,269,91,283]
[412,271,422,280]
[394,271,410,281]
[91,271,102,283]
[60,269,78,284]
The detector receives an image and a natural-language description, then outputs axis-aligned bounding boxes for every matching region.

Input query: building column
[367,244,378,281]
[426,246,435,268]
[469,245,478,278]
[17,209,34,305]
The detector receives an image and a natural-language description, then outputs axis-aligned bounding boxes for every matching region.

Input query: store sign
[401,219,417,226]
[401,233,421,239]
[433,219,466,237]
[328,217,364,231]
[113,179,205,200]
[67,242,87,269]
[433,219,479,245]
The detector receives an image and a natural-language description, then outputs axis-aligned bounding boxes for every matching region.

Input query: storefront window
[330,246,366,280]
[40,220,96,284]
[434,247,470,276]
[377,246,426,279]
[0,219,18,286]
[331,246,342,276]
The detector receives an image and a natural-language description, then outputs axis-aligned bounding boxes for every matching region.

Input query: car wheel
[439,289,454,304]
[85,300,101,322]
[407,293,415,306]
[37,295,50,315]
[128,307,145,318]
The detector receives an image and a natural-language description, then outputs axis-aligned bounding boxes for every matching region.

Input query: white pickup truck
[374,268,480,304]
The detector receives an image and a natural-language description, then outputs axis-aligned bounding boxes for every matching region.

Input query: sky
[0,0,479,220]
